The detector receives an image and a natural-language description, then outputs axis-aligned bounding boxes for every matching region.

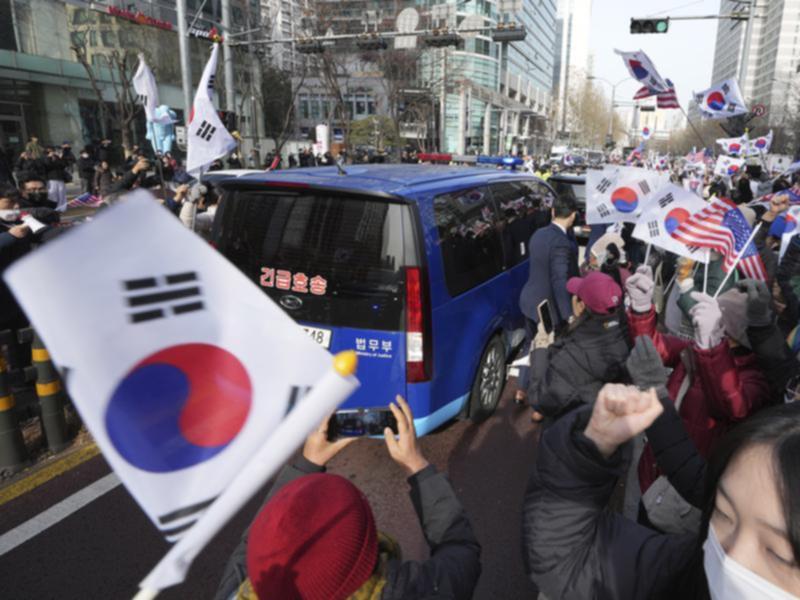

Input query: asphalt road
[1,381,541,599]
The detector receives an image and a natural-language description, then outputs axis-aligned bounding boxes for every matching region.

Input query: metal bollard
[29,331,70,452]
[0,353,29,473]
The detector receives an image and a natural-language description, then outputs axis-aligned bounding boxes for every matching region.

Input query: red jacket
[628,308,769,492]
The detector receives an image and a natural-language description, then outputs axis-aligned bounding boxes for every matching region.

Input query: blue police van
[211,165,556,435]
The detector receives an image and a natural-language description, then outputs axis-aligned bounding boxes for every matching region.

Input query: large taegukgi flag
[586,166,669,225]
[186,43,237,174]
[4,191,359,593]
[694,78,749,120]
[615,49,670,94]
[632,184,710,262]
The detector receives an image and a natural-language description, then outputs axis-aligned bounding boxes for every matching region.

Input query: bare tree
[71,38,141,150]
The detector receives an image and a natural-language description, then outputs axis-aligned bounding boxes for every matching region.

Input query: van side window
[434,187,504,297]
[490,181,549,267]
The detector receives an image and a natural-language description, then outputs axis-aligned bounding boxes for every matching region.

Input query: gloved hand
[689,292,725,349]
[533,320,554,350]
[626,335,669,390]
[625,265,655,313]
[736,279,773,327]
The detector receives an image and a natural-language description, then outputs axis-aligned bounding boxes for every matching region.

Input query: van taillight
[405,266,430,382]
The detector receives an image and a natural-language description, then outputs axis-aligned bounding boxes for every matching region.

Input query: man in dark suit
[519,194,580,331]
[517,195,579,416]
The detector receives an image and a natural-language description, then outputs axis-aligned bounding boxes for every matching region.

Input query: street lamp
[587,76,634,143]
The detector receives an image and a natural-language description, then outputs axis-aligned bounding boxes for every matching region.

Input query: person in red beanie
[215,396,481,600]
[526,271,631,421]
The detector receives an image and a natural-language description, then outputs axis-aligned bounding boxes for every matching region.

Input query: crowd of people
[3,132,800,599]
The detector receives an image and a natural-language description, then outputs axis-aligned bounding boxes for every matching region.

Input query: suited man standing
[516,195,579,413]
[519,194,579,332]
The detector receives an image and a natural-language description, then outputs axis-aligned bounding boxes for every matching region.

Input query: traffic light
[630,18,669,34]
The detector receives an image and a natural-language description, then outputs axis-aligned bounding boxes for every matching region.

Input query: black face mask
[25,191,51,207]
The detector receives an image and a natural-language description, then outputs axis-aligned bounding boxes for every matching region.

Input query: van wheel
[468,335,506,423]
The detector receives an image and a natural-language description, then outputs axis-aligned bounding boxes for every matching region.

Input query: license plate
[303,326,332,349]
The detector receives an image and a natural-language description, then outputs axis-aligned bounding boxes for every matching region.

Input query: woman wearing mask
[522,384,800,599]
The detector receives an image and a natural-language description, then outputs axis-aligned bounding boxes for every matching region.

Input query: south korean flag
[4,191,359,592]
[632,183,710,262]
[186,44,237,174]
[586,166,669,225]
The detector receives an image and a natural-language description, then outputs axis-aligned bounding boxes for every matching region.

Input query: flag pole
[713,223,762,299]
[133,352,360,599]
[644,243,652,267]
[680,105,707,149]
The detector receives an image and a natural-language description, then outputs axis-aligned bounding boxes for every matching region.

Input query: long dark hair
[662,402,800,598]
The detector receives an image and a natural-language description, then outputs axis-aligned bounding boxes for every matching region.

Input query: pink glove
[625,266,655,313]
[689,292,724,349]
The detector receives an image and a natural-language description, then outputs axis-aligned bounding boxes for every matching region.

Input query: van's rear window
[215,190,415,331]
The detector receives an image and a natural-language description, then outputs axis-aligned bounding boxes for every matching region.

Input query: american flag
[657,82,680,110]
[634,86,656,101]
[671,196,767,281]
[66,193,104,209]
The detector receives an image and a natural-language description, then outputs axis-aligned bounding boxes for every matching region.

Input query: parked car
[547,172,590,244]
[211,164,556,434]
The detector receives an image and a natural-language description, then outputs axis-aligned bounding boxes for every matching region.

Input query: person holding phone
[526,271,630,422]
[215,396,481,600]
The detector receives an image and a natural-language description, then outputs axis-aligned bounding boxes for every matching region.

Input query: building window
[299,94,309,119]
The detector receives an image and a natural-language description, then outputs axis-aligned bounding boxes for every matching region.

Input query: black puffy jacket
[521,406,703,600]
[527,309,631,418]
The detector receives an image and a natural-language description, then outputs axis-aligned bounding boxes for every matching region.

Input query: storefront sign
[107,6,173,31]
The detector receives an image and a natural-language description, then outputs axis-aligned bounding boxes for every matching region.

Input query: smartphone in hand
[327,408,399,441]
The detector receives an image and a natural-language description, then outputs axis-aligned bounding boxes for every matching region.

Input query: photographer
[215,396,481,600]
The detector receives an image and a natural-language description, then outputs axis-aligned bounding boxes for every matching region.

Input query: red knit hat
[246,473,378,600]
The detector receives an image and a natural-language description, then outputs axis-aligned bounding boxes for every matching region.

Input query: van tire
[468,335,506,423]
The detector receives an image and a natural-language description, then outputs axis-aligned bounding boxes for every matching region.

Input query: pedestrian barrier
[0,351,29,473]
[23,329,70,453]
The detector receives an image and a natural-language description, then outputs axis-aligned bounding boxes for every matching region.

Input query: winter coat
[77,156,96,181]
[646,387,707,508]
[43,156,68,182]
[747,321,800,404]
[522,405,700,600]
[94,169,113,197]
[15,156,44,180]
[215,457,481,600]
[628,307,769,493]
[0,227,33,329]
[527,309,630,418]
[776,235,800,334]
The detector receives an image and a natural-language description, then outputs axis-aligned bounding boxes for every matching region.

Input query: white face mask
[704,524,799,600]
[0,209,20,222]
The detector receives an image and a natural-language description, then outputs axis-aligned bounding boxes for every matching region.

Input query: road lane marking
[0,443,100,507]
[0,473,120,556]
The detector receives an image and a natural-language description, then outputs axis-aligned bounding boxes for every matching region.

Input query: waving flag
[684,174,703,198]
[132,55,170,125]
[777,206,800,260]
[586,166,669,225]
[4,191,360,593]
[657,80,680,110]
[634,86,656,101]
[716,134,749,157]
[186,44,237,175]
[672,196,767,281]
[694,78,748,120]
[748,130,773,156]
[615,49,670,93]
[714,155,746,178]
[642,127,652,141]
[633,184,710,262]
